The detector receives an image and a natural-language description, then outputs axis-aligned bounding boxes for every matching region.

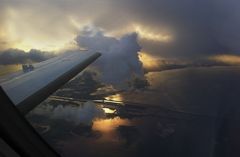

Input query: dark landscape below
[26,66,240,157]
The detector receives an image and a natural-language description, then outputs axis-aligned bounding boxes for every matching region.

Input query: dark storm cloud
[75,27,143,84]
[0,49,54,65]
[100,0,240,58]
[1,0,240,58]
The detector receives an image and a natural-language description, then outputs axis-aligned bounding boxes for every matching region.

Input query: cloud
[209,54,240,65]
[75,27,144,84]
[31,101,105,125]
[0,49,54,64]
[1,0,240,59]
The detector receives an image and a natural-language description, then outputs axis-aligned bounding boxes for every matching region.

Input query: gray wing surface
[0,51,101,157]
[1,51,101,114]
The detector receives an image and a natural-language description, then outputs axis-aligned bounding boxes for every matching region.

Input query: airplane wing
[0,51,101,157]
[1,51,101,115]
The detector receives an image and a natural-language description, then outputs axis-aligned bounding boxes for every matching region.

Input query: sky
[1,0,240,62]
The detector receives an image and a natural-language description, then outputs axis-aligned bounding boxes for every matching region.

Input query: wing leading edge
[0,51,101,157]
[1,51,101,115]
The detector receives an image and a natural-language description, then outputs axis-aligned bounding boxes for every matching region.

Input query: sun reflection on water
[102,107,116,114]
[93,117,130,133]
[105,94,123,103]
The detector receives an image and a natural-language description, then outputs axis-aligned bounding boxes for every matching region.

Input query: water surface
[27,66,240,157]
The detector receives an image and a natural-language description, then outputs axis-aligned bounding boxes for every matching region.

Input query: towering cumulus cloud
[75,27,143,84]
